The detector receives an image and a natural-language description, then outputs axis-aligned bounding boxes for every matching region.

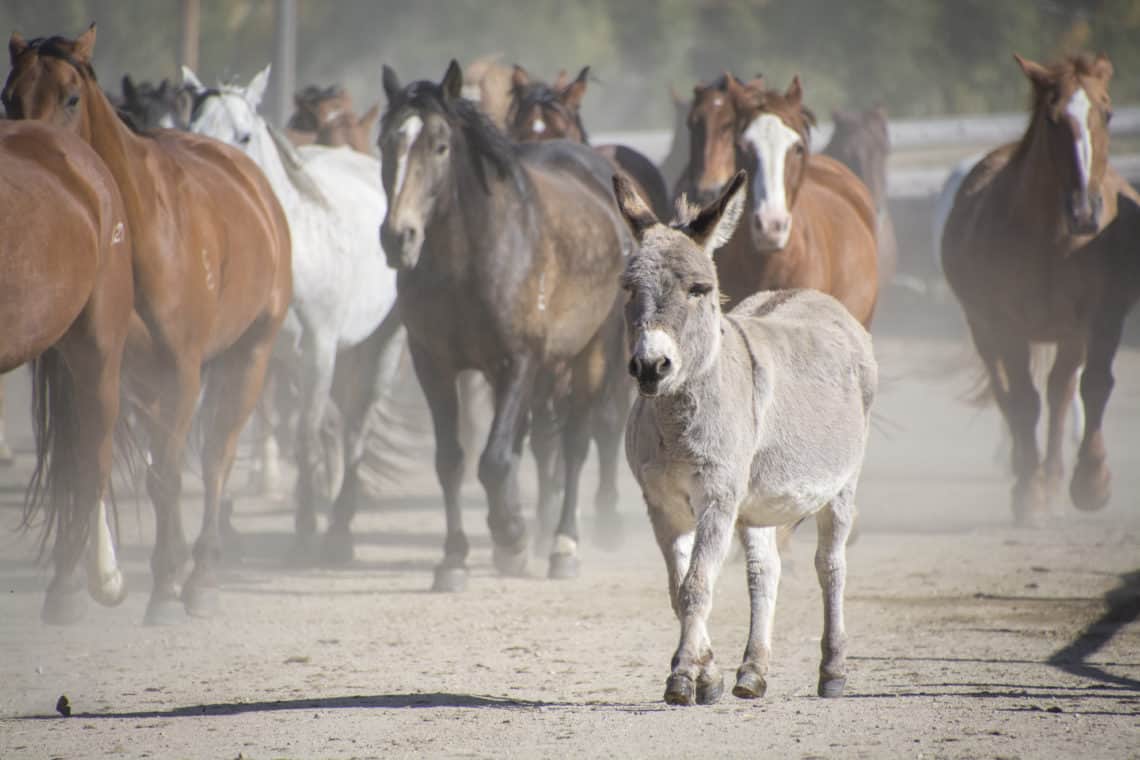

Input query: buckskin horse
[1,119,133,625]
[4,25,293,624]
[941,52,1140,525]
[378,61,629,590]
[286,84,378,155]
[687,74,878,324]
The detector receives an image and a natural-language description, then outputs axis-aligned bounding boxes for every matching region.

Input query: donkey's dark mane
[508,81,590,143]
[383,79,524,194]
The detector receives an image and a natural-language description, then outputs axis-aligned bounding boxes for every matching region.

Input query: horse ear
[785,75,803,106]
[724,72,751,110]
[668,84,688,110]
[74,23,96,61]
[1014,53,1053,91]
[552,69,570,90]
[359,102,380,128]
[746,73,765,90]
[382,65,402,103]
[9,32,28,62]
[122,74,137,102]
[181,66,205,94]
[612,171,659,242]
[686,170,746,257]
[441,59,463,101]
[511,64,530,91]
[561,66,590,110]
[1092,53,1114,82]
[246,65,272,108]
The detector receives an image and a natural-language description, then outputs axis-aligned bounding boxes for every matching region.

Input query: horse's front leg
[815,480,856,698]
[732,524,780,699]
[1072,308,1124,511]
[666,487,738,706]
[1042,338,1084,503]
[480,355,537,578]
[291,327,339,563]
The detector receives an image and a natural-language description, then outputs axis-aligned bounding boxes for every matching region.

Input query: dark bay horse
[378,61,630,590]
[1,120,133,624]
[941,52,1140,525]
[690,74,877,324]
[506,65,670,219]
[4,25,293,624]
[823,106,898,285]
[286,84,378,154]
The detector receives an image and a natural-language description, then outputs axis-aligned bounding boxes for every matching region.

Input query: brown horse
[506,65,670,219]
[1,119,133,624]
[686,74,877,324]
[286,84,378,154]
[462,53,514,131]
[823,106,898,285]
[941,52,1140,525]
[4,25,293,624]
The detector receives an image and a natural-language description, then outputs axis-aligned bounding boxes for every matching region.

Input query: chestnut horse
[823,106,898,285]
[286,84,378,154]
[687,74,877,324]
[941,53,1140,525]
[4,25,293,624]
[2,120,133,624]
[506,65,670,218]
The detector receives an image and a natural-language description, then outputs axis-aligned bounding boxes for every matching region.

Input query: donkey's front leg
[666,494,737,706]
[733,524,780,699]
[815,483,856,698]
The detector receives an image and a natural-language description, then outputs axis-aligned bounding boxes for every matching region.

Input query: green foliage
[2,0,1138,130]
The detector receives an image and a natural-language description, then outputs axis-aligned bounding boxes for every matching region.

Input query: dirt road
[1,335,1138,759]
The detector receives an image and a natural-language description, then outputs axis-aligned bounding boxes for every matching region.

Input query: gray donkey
[616,170,877,705]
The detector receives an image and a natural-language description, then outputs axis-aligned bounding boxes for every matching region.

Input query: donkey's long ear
[441,59,463,101]
[1014,53,1053,91]
[9,32,28,63]
[561,66,590,109]
[246,65,271,108]
[686,170,746,257]
[613,171,658,242]
[382,65,402,103]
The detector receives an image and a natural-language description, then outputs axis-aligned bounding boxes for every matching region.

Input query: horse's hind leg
[1042,339,1084,504]
[733,524,780,699]
[182,326,276,618]
[529,393,561,558]
[548,388,590,580]
[0,376,13,464]
[816,481,856,698]
[289,329,339,564]
[589,383,628,552]
[1071,308,1124,511]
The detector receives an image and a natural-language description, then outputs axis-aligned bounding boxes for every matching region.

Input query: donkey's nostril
[660,357,672,370]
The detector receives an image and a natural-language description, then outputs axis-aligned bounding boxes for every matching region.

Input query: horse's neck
[1004,114,1069,237]
[83,85,159,220]
[427,158,529,268]
[252,128,304,212]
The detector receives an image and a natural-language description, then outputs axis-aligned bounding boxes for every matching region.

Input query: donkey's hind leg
[182,326,276,618]
[733,524,781,699]
[815,482,856,698]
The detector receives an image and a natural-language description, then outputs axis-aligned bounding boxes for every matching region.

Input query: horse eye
[1105,109,1114,125]
[435,142,448,156]
[689,283,712,298]
[239,133,252,145]
[794,143,805,156]
[65,93,80,108]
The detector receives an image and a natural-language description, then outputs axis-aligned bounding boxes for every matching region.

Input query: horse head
[4,25,100,139]
[731,74,815,251]
[506,65,589,143]
[616,170,746,397]
[681,73,762,207]
[825,105,890,211]
[121,75,192,130]
[184,65,271,156]
[1016,52,1114,236]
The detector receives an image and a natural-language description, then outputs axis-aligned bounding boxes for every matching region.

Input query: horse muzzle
[380,221,423,270]
[1066,190,1103,237]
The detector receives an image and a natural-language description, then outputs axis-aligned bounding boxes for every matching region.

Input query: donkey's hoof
[320,529,356,567]
[732,669,767,699]
[548,552,580,580]
[144,595,185,626]
[818,676,846,698]
[182,580,220,619]
[696,671,725,704]
[41,587,87,626]
[664,673,696,706]
[592,511,625,552]
[431,564,469,593]
[492,544,528,578]
[1071,459,1111,512]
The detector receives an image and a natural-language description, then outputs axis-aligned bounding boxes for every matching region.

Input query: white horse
[186,66,405,562]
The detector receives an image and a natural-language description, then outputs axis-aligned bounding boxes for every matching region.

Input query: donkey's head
[730,74,816,251]
[616,170,747,397]
[1016,52,1114,236]
[3,25,101,138]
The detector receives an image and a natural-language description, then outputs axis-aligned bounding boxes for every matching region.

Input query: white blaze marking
[532,118,546,135]
[1066,87,1093,192]
[461,84,482,103]
[742,114,802,220]
[86,499,125,605]
[158,114,176,129]
[322,108,344,125]
[394,114,424,200]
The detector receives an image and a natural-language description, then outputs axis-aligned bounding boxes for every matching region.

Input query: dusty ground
[1,330,1138,760]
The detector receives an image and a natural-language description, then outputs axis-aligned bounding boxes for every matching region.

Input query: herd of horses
[2,24,1138,705]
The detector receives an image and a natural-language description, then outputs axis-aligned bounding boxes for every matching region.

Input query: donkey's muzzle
[628,354,673,396]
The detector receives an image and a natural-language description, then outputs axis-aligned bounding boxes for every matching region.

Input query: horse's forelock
[22,36,97,81]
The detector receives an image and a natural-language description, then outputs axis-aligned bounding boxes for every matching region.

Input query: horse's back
[806,154,877,233]
[0,121,129,370]
[596,143,671,220]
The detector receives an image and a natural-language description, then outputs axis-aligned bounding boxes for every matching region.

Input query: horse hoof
[592,511,625,552]
[1011,477,1048,526]
[143,595,185,626]
[696,671,725,705]
[41,587,87,626]
[182,582,221,619]
[320,529,356,567]
[818,676,846,698]
[492,544,528,578]
[732,670,767,699]
[431,564,468,593]
[664,673,696,706]
[547,552,580,580]
[87,569,128,608]
[1071,459,1111,512]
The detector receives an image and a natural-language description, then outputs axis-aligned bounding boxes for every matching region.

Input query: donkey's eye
[688,283,713,298]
